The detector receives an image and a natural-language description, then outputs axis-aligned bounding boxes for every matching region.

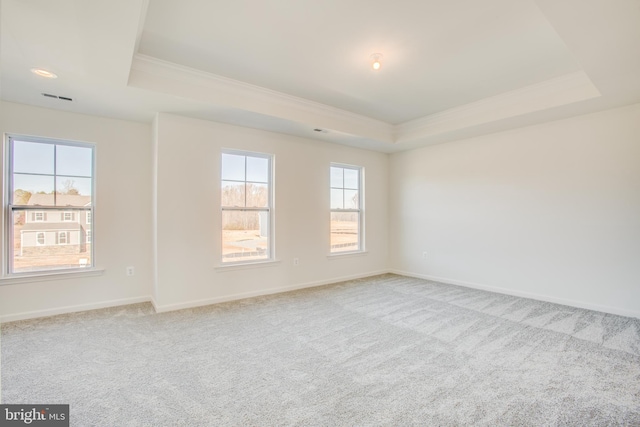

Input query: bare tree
[60,179,80,195]
[221,183,268,230]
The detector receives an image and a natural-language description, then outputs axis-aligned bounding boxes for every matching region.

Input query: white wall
[0,102,153,321]
[2,100,637,321]
[390,103,640,317]
[153,113,388,310]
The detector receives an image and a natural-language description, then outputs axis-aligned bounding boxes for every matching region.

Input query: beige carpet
[2,274,640,426]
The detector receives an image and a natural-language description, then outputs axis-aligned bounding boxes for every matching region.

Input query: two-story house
[20,194,92,256]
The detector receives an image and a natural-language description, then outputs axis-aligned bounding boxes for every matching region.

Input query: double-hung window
[57,231,69,245]
[330,164,363,253]
[6,135,95,274]
[220,150,273,263]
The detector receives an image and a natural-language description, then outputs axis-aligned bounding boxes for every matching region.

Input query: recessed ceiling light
[31,68,58,79]
[370,53,383,71]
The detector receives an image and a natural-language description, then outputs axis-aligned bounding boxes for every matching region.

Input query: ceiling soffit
[129,54,600,149]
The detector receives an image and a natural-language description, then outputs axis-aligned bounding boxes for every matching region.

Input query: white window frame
[36,232,45,246]
[330,163,364,254]
[33,212,44,222]
[220,149,274,264]
[86,212,92,224]
[86,230,92,244]
[4,135,96,276]
[62,211,74,222]
[57,231,69,245]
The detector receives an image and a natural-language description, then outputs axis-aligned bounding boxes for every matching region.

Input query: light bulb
[370,53,383,71]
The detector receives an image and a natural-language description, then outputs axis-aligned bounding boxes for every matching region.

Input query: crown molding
[130,54,395,143]
[132,1,150,61]
[395,70,601,144]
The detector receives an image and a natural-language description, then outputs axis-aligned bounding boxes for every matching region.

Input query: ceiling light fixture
[31,68,58,79]
[370,53,383,71]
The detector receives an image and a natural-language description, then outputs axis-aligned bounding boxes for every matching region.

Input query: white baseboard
[0,272,388,322]
[391,269,640,319]
[5,269,635,322]
[152,270,389,313]
[0,296,152,323]
[150,296,159,313]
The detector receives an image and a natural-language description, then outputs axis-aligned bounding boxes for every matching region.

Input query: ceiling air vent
[42,93,73,102]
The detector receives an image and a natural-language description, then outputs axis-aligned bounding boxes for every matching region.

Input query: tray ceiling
[2,0,639,152]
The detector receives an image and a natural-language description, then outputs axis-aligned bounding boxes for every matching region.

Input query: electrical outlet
[126,266,135,276]
[293,257,299,266]
[422,252,428,260]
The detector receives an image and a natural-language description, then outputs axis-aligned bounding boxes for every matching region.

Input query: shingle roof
[26,194,91,207]
[21,222,82,231]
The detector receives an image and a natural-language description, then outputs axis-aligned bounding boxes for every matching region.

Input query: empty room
[1,0,639,425]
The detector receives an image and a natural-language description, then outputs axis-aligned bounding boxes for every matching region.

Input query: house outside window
[330,164,363,254]
[5,135,95,274]
[220,150,273,263]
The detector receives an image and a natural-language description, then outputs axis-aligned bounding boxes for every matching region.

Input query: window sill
[0,268,105,286]
[215,259,281,272]
[327,251,368,259]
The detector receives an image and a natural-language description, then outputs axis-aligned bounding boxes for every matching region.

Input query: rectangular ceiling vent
[42,93,73,102]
